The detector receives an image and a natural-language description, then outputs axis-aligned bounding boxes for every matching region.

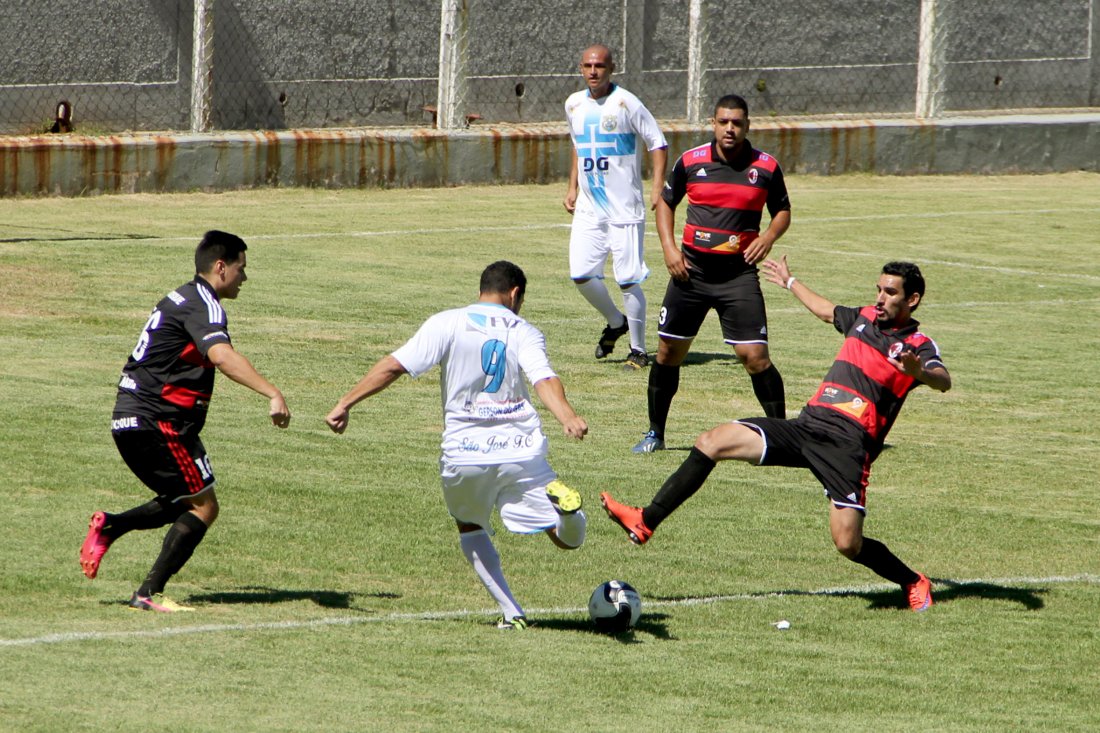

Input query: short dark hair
[195,230,247,274]
[480,260,526,298]
[714,94,749,116]
[882,261,926,308]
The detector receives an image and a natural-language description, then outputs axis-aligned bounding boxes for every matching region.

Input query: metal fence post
[190,0,214,132]
[437,0,470,129]
[916,0,946,119]
[686,0,705,123]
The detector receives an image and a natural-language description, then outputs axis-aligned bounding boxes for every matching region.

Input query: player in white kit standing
[326,261,588,630]
[564,44,668,371]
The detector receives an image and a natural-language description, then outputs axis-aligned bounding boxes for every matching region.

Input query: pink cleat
[79,511,113,579]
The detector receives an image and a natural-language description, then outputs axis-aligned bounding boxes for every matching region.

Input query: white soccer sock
[554,509,587,548]
[575,279,625,327]
[459,529,524,619]
[621,284,647,353]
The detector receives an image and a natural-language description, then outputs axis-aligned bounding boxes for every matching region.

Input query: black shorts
[657,267,769,344]
[112,420,215,501]
[737,415,871,512]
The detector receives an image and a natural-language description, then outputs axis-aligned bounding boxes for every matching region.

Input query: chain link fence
[1,0,1097,135]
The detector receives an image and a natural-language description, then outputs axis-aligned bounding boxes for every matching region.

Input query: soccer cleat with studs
[600,492,653,545]
[545,480,583,515]
[594,319,629,359]
[622,349,649,371]
[631,430,665,454]
[905,572,933,612]
[80,511,114,579]
[128,592,195,613]
[497,615,529,630]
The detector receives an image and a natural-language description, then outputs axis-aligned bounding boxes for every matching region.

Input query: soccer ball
[588,580,642,633]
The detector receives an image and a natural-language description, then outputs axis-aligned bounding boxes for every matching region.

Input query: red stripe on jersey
[836,332,918,399]
[157,421,204,494]
[682,223,757,253]
[687,181,769,210]
[180,342,214,368]
[161,384,211,409]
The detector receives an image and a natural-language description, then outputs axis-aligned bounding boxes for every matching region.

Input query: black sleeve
[832,305,859,335]
[660,154,687,208]
[766,164,791,217]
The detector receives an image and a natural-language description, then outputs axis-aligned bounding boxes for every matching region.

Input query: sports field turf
[1,174,1098,731]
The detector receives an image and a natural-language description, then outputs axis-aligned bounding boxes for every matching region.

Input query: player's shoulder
[750,147,782,171]
[680,142,713,165]
[565,89,589,111]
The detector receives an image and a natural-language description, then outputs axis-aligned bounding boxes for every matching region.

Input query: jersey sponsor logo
[111,416,139,430]
[119,374,138,390]
[167,290,185,305]
[819,386,869,419]
[690,147,709,159]
[747,169,759,184]
[467,313,523,332]
[696,168,708,177]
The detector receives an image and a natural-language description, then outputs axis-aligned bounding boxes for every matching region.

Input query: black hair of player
[195,230,248,274]
[714,94,749,116]
[882,261,925,310]
[480,260,527,299]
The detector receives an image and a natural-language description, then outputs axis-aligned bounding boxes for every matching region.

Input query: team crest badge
[601,116,617,132]
[889,342,905,359]
[748,168,759,184]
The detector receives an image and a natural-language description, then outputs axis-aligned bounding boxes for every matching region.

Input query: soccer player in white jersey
[326,261,588,630]
[564,44,668,371]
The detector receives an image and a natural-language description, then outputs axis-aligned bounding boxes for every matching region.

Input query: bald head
[579,44,615,98]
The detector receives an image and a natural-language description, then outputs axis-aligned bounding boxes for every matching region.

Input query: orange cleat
[600,492,652,545]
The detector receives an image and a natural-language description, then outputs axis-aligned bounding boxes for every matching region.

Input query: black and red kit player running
[604,256,951,612]
[634,93,791,454]
[80,230,291,612]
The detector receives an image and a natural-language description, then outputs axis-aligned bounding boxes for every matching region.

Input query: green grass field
[2,174,1099,732]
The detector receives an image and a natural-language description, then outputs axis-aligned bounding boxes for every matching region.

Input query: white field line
[2,573,1096,649]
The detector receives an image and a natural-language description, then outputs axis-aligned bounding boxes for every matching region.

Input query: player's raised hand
[761,255,792,289]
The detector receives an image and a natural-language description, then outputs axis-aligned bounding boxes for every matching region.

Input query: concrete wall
[1,0,1097,133]
[3,115,1097,197]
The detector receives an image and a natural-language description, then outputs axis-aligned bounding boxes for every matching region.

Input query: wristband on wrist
[785,276,796,290]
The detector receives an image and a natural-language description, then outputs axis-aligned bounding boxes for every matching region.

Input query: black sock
[647,363,681,436]
[109,498,187,538]
[642,447,717,530]
[136,512,208,597]
[851,537,919,586]
[750,364,786,419]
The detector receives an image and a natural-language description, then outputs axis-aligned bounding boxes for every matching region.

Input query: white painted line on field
[2,573,1096,649]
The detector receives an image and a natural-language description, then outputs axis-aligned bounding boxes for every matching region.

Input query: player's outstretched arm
[761,255,836,323]
[533,376,588,440]
[326,355,408,434]
[207,342,290,428]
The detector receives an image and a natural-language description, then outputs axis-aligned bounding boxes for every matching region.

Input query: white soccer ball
[588,580,642,633]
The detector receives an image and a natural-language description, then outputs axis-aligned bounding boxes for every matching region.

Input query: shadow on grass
[186,586,400,610]
[650,578,1048,612]
[532,613,672,642]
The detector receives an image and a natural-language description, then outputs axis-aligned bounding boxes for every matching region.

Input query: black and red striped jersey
[112,276,231,430]
[803,305,947,457]
[662,138,790,271]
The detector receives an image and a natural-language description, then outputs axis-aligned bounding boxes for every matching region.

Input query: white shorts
[440,457,559,535]
[569,217,650,286]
